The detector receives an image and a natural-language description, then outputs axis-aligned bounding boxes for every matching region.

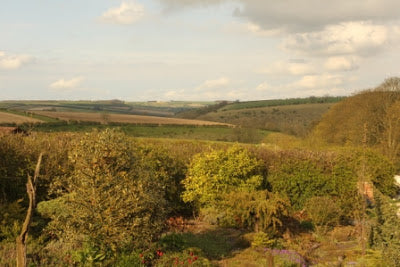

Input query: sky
[1,0,400,101]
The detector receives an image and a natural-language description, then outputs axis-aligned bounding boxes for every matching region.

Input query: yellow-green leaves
[182,145,267,208]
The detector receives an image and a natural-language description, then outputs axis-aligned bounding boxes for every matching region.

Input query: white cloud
[245,22,283,37]
[49,77,85,90]
[254,75,350,99]
[259,60,315,76]
[293,74,344,89]
[283,21,390,57]
[0,51,33,70]
[196,77,230,90]
[160,0,400,32]
[101,2,144,25]
[324,56,359,72]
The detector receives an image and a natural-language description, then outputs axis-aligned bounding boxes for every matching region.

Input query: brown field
[34,111,233,126]
[0,111,42,124]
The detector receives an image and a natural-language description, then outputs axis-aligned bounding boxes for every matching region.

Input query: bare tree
[16,153,43,267]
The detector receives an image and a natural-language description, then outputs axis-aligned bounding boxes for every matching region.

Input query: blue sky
[1,0,400,101]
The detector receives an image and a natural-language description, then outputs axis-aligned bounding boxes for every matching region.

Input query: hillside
[175,96,344,136]
[196,103,334,136]
[0,100,215,117]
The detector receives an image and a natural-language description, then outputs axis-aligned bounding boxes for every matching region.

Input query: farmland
[32,111,232,126]
[0,100,214,117]
[0,111,42,124]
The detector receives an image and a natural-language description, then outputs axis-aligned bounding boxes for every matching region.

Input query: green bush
[40,129,168,257]
[304,196,341,228]
[222,190,290,234]
[268,159,333,210]
[182,145,267,209]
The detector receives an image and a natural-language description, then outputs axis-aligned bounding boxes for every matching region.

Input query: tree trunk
[16,153,42,267]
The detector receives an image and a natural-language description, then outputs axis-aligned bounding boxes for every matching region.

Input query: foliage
[313,77,400,163]
[222,190,290,234]
[221,96,345,111]
[266,148,396,222]
[369,191,400,266]
[182,145,267,208]
[268,159,334,210]
[304,196,341,228]
[0,200,24,241]
[40,129,168,257]
[33,122,267,143]
[154,248,211,266]
[198,102,334,137]
[249,232,277,248]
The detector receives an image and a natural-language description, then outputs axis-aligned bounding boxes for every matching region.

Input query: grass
[0,111,42,124]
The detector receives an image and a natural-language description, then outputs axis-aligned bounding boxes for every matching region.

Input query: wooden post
[16,153,42,267]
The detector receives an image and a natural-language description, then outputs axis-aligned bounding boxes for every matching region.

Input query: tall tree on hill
[313,77,400,163]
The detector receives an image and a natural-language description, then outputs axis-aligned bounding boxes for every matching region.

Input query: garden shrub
[304,196,341,229]
[222,190,290,234]
[182,145,267,209]
[39,129,169,261]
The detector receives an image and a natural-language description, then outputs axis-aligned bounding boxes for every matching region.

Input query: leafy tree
[182,145,267,208]
[39,129,168,256]
[313,77,400,163]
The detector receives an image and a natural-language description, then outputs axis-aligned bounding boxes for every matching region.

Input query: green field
[30,122,269,143]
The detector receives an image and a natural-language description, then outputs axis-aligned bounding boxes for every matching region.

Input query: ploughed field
[0,111,42,124]
[33,111,232,126]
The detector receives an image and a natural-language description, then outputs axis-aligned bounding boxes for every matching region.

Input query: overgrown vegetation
[1,78,400,266]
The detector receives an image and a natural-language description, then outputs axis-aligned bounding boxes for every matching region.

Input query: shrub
[268,160,333,210]
[304,196,341,228]
[222,190,290,234]
[39,129,168,257]
[182,145,267,209]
